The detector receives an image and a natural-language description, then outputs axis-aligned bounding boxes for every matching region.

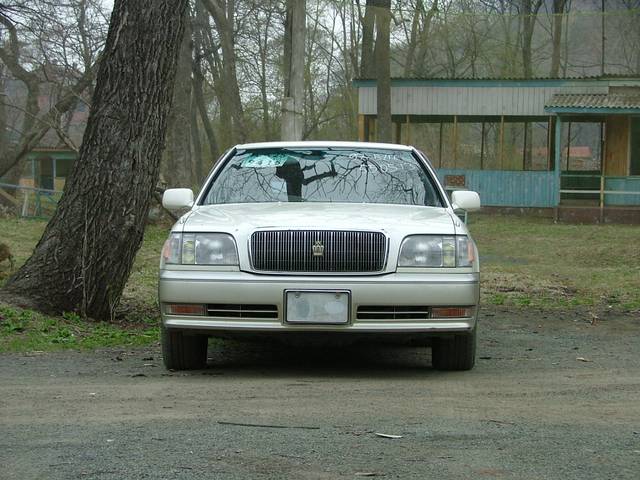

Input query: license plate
[285,291,350,324]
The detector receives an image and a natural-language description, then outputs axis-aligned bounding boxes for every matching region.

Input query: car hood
[182,202,457,236]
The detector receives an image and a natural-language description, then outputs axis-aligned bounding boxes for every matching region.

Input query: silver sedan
[159,141,481,371]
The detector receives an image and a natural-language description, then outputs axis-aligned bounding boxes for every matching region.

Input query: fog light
[431,307,472,318]
[165,303,206,316]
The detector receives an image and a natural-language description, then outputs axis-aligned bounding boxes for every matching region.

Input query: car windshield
[202,147,443,207]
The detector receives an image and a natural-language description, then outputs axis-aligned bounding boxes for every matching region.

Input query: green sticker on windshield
[241,154,288,168]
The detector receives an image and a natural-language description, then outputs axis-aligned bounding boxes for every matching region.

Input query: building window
[406,117,552,171]
[560,121,603,172]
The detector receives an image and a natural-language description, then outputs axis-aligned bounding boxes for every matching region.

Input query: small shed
[354,77,640,222]
[22,148,77,191]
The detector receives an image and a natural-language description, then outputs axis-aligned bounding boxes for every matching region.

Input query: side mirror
[451,190,480,212]
[162,188,194,210]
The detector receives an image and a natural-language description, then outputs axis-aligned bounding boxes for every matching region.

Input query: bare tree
[549,0,568,77]
[374,0,391,142]
[200,0,248,144]
[0,1,104,180]
[404,0,439,76]
[520,0,544,78]
[191,0,220,161]
[360,0,376,78]
[2,0,189,320]
[162,21,194,188]
[282,0,305,140]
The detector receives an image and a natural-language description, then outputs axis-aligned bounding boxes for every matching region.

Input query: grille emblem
[312,240,325,257]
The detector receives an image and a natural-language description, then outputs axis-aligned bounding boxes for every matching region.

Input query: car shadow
[199,339,452,379]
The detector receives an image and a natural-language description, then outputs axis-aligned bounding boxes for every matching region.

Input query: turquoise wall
[436,169,559,208]
[605,177,640,206]
[434,169,640,207]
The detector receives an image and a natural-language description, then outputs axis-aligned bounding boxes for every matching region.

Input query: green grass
[0,217,169,352]
[467,214,640,310]
[0,213,638,352]
[0,304,158,352]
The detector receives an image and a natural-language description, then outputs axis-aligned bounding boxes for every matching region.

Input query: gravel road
[1,307,639,479]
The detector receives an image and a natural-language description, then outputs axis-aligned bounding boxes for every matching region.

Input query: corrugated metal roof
[545,93,640,109]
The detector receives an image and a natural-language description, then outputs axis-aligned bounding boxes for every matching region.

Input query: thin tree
[374,0,392,142]
[0,3,99,180]
[521,0,544,78]
[162,21,194,188]
[282,0,306,141]
[360,0,376,78]
[2,0,189,320]
[200,0,247,145]
[549,0,568,77]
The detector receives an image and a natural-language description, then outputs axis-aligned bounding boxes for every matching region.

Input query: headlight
[161,233,239,267]
[398,235,474,267]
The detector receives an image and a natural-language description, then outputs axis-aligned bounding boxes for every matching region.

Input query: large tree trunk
[2,0,189,320]
[281,0,306,141]
[374,1,392,143]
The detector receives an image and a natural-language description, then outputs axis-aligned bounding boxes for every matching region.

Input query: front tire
[431,329,476,371]
[161,324,208,370]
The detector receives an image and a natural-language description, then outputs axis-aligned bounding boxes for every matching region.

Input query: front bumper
[159,270,479,334]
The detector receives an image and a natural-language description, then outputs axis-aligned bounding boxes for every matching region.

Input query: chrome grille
[250,230,387,273]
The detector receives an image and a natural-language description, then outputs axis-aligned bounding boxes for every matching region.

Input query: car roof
[235,141,413,151]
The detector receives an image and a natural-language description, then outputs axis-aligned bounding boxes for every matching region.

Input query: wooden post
[281,0,306,141]
[554,116,562,209]
[453,115,458,169]
[499,115,505,170]
[523,120,528,170]
[405,114,410,144]
[22,190,29,217]
[599,120,605,223]
[480,121,485,170]
[599,174,605,223]
[565,121,572,171]
[547,116,553,171]
[357,114,366,141]
[438,121,443,168]
[395,121,402,143]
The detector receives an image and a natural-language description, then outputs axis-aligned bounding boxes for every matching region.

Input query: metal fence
[560,174,640,207]
[0,183,62,218]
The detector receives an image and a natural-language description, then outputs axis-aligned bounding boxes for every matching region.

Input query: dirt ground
[1,306,639,480]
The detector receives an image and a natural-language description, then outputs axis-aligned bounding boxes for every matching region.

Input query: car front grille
[250,230,387,273]
[207,304,278,319]
[357,305,430,320]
